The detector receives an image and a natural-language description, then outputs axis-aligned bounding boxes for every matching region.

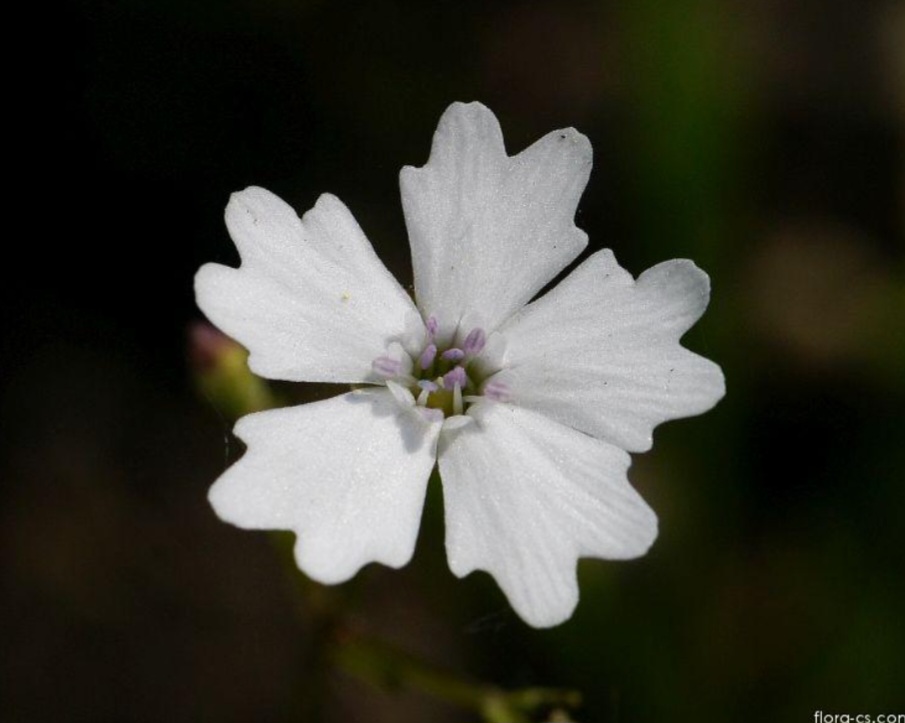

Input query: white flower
[195,102,725,628]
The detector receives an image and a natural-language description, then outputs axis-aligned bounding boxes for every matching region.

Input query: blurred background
[2,0,903,721]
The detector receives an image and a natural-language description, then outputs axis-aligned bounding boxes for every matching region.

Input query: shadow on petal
[344,389,439,456]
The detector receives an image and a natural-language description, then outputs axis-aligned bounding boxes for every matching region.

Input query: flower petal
[400,102,592,335]
[209,390,440,584]
[195,187,420,383]
[439,402,657,628]
[497,251,726,452]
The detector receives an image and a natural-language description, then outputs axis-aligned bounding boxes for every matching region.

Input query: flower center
[371,315,508,421]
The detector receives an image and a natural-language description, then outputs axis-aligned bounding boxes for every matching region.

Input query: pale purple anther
[372,356,402,378]
[417,379,439,392]
[443,365,467,389]
[482,378,510,402]
[425,315,439,338]
[419,343,438,370]
[462,328,486,356]
[441,348,465,362]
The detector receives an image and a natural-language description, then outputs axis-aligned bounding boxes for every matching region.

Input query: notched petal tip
[400,102,505,183]
[524,589,580,629]
[305,191,346,219]
[609,501,659,560]
[439,100,500,128]
[434,100,506,155]
[698,357,728,409]
[404,102,597,333]
[228,184,275,205]
[209,393,438,586]
[447,99,494,113]
[447,565,580,629]
[225,185,294,226]
[514,125,593,182]
[193,261,229,301]
[543,126,593,161]
[447,566,580,630]
[292,534,415,586]
[229,407,268,443]
[713,364,727,401]
[206,475,238,526]
[638,258,712,309]
[223,185,305,263]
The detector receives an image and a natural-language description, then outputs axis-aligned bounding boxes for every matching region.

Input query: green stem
[332,629,581,723]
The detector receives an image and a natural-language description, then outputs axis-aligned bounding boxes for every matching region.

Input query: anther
[441,348,465,362]
[443,365,467,389]
[425,315,439,338]
[372,357,402,378]
[419,344,437,370]
[482,379,510,402]
[462,328,486,356]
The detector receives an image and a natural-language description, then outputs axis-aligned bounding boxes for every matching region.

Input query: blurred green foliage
[3,1,903,722]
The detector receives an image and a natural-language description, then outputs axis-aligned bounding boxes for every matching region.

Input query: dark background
[3,1,903,721]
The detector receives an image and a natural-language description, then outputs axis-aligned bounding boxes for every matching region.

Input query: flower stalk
[332,627,581,723]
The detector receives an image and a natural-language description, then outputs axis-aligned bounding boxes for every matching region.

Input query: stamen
[385,380,416,407]
[425,315,439,338]
[452,382,463,416]
[377,319,502,420]
[419,344,437,370]
[483,379,510,402]
[417,380,437,405]
[372,356,402,378]
[443,365,467,389]
[462,328,486,356]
